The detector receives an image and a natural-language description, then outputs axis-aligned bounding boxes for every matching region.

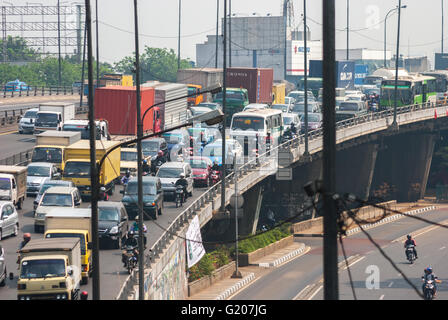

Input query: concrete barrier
[188,261,237,297]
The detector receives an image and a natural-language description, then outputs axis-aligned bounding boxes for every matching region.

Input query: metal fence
[0,148,34,166]
[1,85,82,98]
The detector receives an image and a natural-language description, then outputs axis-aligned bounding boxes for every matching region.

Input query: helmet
[126,170,131,176]
[180,173,185,178]
[407,235,411,240]
[23,233,31,240]
[158,151,163,157]
[143,159,147,165]
[426,267,433,274]
[214,160,219,164]
[128,230,135,237]
[100,187,106,192]
[134,215,139,221]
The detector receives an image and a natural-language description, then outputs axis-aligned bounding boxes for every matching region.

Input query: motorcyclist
[290,122,297,135]
[121,230,138,267]
[211,160,220,172]
[99,186,109,201]
[151,151,166,173]
[422,266,441,297]
[142,159,151,175]
[131,216,147,246]
[404,234,418,259]
[18,233,31,251]
[121,170,131,186]
[175,173,188,202]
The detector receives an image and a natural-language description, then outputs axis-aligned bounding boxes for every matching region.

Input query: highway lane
[0,183,209,300]
[231,206,448,300]
[0,131,36,159]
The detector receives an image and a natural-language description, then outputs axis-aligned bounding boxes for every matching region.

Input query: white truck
[62,119,111,141]
[0,165,27,209]
[17,237,82,300]
[34,102,76,134]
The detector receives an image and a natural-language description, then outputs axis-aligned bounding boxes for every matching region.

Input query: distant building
[336,48,392,72]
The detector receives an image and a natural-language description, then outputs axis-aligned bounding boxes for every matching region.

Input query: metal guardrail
[115,101,448,299]
[0,148,34,166]
[1,85,82,98]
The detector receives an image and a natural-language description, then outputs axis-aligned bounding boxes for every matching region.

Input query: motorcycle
[175,185,185,208]
[210,170,221,185]
[422,278,435,300]
[123,245,138,274]
[405,244,416,264]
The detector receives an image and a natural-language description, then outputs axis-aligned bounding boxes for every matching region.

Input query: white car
[18,108,38,134]
[0,201,19,240]
[26,162,61,196]
[156,162,194,200]
[0,244,6,286]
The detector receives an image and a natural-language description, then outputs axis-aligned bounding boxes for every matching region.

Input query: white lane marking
[440,246,446,250]
[293,285,310,300]
[388,282,393,288]
[379,294,385,300]
[307,285,323,300]
[342,256,366,270]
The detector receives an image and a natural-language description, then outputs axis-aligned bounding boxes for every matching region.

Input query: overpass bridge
[116,102,448,300]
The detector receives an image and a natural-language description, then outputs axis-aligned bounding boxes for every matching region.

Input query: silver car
[156,162,194,200]
[0,201,19,240]
[18,108,38,134]
[26,162,61,196]
[33,180,76,211]
[0,245,6,287]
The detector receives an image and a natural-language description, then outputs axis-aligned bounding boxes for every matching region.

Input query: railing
[0,148,34,166]
[117,100,446,299]
[1,84,82,98]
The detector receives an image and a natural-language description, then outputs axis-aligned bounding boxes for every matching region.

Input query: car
[161,128,190,159]
[18,108,38,134]
[187,106,214,119]
[300,112,323,132]
[282,112,302,132]
[121,176,163,220]
[0,201,19,240]
[291,101,320,116]
[141,137,168,159]
[336,101,368,122]
[26,162,61,196]
[242,103,270,111]
[287,90,314,102]
[0,244,6,286]
[186,156,213,187]
[4,79,30,92]
[34,186,82,233]
[271,104,293,113]
[202,139,242,166]
[156,162,194,200]
[33,179,76,211]
[195,102,222,110]
[97,201,129,249]
[284,96,296,106]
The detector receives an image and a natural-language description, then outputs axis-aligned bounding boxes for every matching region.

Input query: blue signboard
[355,64,369,86]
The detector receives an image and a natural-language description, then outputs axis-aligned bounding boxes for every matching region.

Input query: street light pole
[384,5,407,68]
[229,0,232,67]
[442,0,444,54]
[96,0,99,87]
[392,0,403,128]
[57,0,62,86]
[303,0,309,156]
[85,0,100,300]
[133,0,145,301]
[346,0,349,60]
[231,156,242,278]
[221,0,227,214]
[215,0,219,68]
[178,0,181,69]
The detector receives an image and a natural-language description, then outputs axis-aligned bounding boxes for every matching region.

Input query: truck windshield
[157,168,184,178]
[20,259,66,279]
[32,147,63,163]
[125,182,157,195]
[141,140,159,152]
[231,116,265,131]
[214,91,245,102]
[0,178,10,190]
[24,110,38,118]
[45,233,86,255]
[41,193,73,207]
[121,151,138,161]
[63,124,101,140]
[36,113,58,124]
[63,162,90,177]
[27,165,50,177]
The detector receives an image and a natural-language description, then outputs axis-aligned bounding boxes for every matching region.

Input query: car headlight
[145,202,156,207]
[109,226,119,234]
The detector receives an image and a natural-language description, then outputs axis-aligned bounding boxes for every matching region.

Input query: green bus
[213,87,249,126]
[297,77,323,98]
[380,75,437,109]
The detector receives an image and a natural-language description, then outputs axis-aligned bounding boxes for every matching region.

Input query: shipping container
[94,86,155,136]
[272,83,286,104]
[309,60,355,89]
[355,64,369,86]
[226,67,274,104]
[177,68,223,101]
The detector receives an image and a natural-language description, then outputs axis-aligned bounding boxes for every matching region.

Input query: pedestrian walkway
[187,242,308,300]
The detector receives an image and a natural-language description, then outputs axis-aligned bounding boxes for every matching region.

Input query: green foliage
[114,46,192,83]
[187,245,231,282]
[237,223,292,254]
[0,36,39,62]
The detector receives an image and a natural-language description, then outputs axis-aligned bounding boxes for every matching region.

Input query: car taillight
[82,265,88,272]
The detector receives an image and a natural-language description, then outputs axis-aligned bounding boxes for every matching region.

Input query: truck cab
[34,102,76,134]
[187,84,204,106]
[62,119,111,141]
[212,87,249,126]
[0,165,27,209]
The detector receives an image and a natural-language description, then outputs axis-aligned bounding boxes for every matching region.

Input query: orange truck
[187,84,204,106]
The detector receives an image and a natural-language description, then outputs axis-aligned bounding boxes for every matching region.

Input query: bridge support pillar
[371,133,436,202]
[241,184,264,235]
[336,143,379,200]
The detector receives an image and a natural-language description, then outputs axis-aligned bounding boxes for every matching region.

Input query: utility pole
[229,0,231,67]
[215,0,219,68]
[231,156,242,279]
[178,0,181,69]
[346,0,349,60]
[57,0,62,86]
[221,0,227,214]
[133,0,145,301]
[303,0,309,156]
[322,0,338,300]
[80,18,87,109]
[442,0,445,54]
[85,0,100,300]
[392,0,402,128]
[96,0,99,87]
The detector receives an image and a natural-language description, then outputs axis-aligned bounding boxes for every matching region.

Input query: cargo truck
[34,102,76,134]
[17,237,81,300]
[62,119,110,141]
[31,131,81,171]
[177,67,223,102]
[0,165,27,209]
[62,140,121,197]
[186,84,204,106]
[226,67,274,104]
[44,208,91,285]
[272,83,286,104]
[212,87,249,126]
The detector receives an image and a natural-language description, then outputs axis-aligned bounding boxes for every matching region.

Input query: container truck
[177,67,223,101]
[226,67,274,104]
[44,208,91,285]
[309,60,356,90]
[34,102,76,134]
[272,83,286,104]
[31,131,81,170]
[17,237,81,300]
[62,140,121,197]
[186,84,203,106]
[0,165,27,209]
[94,86,155,136]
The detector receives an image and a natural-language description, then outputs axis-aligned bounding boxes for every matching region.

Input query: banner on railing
[185,215,205,269]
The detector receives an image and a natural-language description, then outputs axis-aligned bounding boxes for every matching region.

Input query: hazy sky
[2,0,447,66]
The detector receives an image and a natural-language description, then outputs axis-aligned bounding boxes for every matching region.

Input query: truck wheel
[81,276,88,285]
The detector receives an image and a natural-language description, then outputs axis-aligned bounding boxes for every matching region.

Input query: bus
[230,109,283,157]
[420,70,448,104]
[297,77,323,98]
[379,74,437,109]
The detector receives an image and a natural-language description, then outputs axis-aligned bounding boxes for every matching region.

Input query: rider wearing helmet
[404,234,418,259]
[151,150,166,173]
[142,159,150,174]
[99,186,109,201]
[19,233,31,250]
[131,216,147,246]
[422,266,440,296]
[122,230,139,266]
[211,160,220,172]
[121,170,132,186]
[175,173,188,202]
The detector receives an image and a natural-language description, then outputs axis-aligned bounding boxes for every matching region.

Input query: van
[121,176,163,220]
[156,162,193,200]
[18,108,38,134]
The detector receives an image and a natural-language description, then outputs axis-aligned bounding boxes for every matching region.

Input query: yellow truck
[272,83,286,105]
[44,208,91,285]
[31,131,81,171]
[62,140,121,197]
[17,237,82,300]
[120,147,151,176]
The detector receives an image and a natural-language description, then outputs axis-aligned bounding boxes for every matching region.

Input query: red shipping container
[226,67,274,104]
[94,86,155,135]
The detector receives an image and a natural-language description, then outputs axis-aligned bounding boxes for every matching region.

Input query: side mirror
[30,119,34,124]
[74,200,81,206]
[87,242,93,250]
[120,190,124,194]
[67,267,73,276]
[121,216,127,222]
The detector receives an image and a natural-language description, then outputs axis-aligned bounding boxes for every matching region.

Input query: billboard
[286,40,323,76]
[355,64,369,86]
[435,53,448,70]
